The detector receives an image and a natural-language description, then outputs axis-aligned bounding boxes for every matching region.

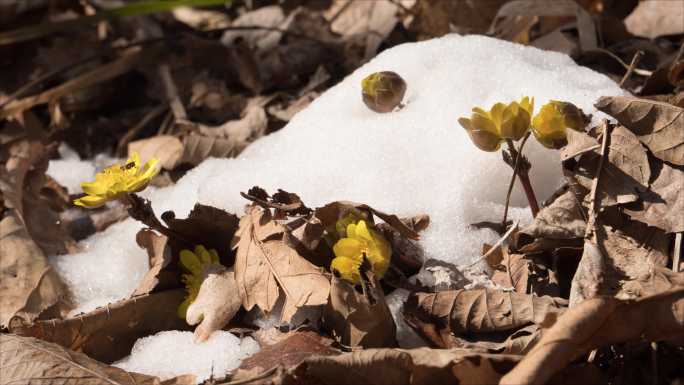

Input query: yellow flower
[361,71,407,113]
[532,100,587,149]
[458,97,534,151]
[331,219,391,284]
[178,245,220,319]
[74,152,159,208]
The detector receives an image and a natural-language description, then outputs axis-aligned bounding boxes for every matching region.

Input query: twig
[673,233,682,273]
[586,122,612,236]
[589,48,652,77]
[158,63,188,123]
[116,104,168,156]
[463,220,519,268]
[502,132,531,228]
[505,139,539,217]
[619,50,644,88]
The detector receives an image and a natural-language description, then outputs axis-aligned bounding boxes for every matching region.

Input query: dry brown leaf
[491,252,560,297]
[501,286,684,385]
[595,96,684,166]
[560,129,600,162]
[491,0,597,51]
[571,126,651,207]
[323,269,397,349]
[521,188,586,239]
[0,334,182,385]
[161,203,240,264]
[624,160,684,233]
[186,265,242,343]
[0,140,72,327]
[409,0,506,38]
[179,134,237,166]
[233,329,340,382]
[403,289,566,348]
[132,229,172,296]
[624,0,684,39]
[196,97,268,143]
[10,290,188,363]
[569,210,672,305]
[128,135,184,170]
[232,206,330,322]
[283,347,522,385]
[315,201,420,240]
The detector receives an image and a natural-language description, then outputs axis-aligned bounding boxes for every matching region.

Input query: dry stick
[116,103,168,156]
[505,138,539,217]
[590,48,652,77]
[502,132,531,228]
[158,64,188,124]
[585,121,612,236]
[674,233,682,273]
[619,50,644,88]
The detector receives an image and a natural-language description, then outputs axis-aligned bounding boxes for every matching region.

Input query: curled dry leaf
[403,289,566,348]
[501,286,684,385]
[315,201,420,240]
[521,188,586,240]
[232,206,330,322]
[570,210,671,305]
[595,96,684,166]
[161,203,240,264]
[323,268,397,349]
[9,289,188,363]
[186,264,242,343]
[571,126,651,207]
[232,329,340,382]
[128,135,184,170]
[625,160,684,233]
[491,252,560,297]
[132,229,172,296]
[0,334,187,385]
[283,347,522,385]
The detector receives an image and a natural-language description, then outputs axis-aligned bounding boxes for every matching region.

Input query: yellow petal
[331,256,361,284]
[489,103,506,129]
[73,195,108,208]
[139,158,160,180]
[180,249,202,274]
[333,237,364,260]
[209,248,220,264]
[346,223,357,239]
[471,111,499,136]
[196,245,214,265]
[127,152,141,171]
[354,220,374,241]
[81,181,109,196]
[458,117,473,132]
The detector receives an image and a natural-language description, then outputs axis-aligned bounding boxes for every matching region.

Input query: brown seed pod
[361,71,407,113]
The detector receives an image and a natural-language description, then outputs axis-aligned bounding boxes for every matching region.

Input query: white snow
[114,331,260,383]
[50,34,625,315]
[47,159,96,194]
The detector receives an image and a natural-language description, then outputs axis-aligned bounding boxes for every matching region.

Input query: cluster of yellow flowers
[331,216,391,284]
[74,152,159,208]
[458,98,586,151]
[178,245,221,318]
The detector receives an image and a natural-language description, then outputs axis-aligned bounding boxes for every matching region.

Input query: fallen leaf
[132,229,173,296]
[179,133,238,166]
[560,129,600,162]
[128,135,184,170]
[571,126,651,207]
[283,347,522,385]
[501,286,684,385]
[232,206,330,322]
[232,328,340,382]
[0,334,182,385]
[403,289,566,348]
[161,203,240,265]
[595,96,684,166]
[624,0,684,39]
[323,268,397,349]
[185,264,242,343]
[624,160,684,233]
[521,188,586,239]
[315,201,420,240]
[491,252,560,297]
[9,290,188,363]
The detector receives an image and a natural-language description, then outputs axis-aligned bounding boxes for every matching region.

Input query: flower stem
[502,133,531,228]
[505,138,539,218]
[123,193,192,246]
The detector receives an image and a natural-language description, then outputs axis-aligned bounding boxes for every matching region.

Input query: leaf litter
[1,1,684,384]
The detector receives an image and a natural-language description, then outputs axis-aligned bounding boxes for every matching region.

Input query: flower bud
[532,101,589,149]
[361,71,407,113]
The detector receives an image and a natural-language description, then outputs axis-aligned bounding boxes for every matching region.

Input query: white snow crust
[50,34,625,315]
[114,331,259,383]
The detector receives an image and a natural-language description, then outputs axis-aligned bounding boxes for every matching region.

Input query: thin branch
[502,132,531,228]
[619,50,644,88]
